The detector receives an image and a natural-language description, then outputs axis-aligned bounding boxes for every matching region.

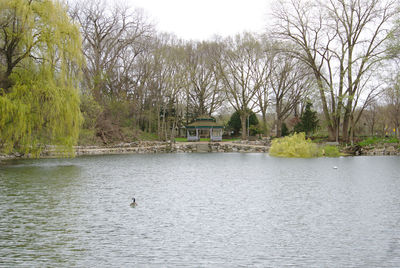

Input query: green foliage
[228,110,258,135]
[294,101,319,136]
[78,129,102,146]
[138,131,159,141]
[80,94,102,129]
[281,122,289,137]
[0,0,83,156]
[269,132,321,158]
[358,136,399,147]
[322,145,340,157]
[249,125,263,136]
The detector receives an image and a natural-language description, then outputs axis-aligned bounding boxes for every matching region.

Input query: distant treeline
[1,0,400,155]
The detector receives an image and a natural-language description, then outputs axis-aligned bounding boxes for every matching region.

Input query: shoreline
[0,141,270,161]
[1,140,399,161]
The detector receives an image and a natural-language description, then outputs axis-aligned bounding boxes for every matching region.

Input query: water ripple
[1,154,400,267]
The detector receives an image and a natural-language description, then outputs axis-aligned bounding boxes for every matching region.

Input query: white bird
[333,166,338,169]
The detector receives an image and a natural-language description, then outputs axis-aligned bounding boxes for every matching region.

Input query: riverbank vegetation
[1,0,400,156]
[269,133,341,158]
[0,0,83,156]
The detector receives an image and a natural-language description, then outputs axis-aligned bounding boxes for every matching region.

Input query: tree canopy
[0,0,83,156]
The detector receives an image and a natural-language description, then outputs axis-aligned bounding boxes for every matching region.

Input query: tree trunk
[276,117,282,137]
[261,112,267,135]
[349,115,355,146]
[240,112,248,140]
[342,100,353,142]
[315,74,336,141]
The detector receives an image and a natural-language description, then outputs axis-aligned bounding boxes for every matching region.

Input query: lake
[1,153,400,267]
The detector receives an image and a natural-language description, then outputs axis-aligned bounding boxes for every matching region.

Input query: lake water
[1,153,400,267]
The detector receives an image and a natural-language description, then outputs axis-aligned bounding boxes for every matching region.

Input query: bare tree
[269,51,312,136]
[384,75,400,138]
[216,33,267,139]
[254,37,274,132]
[70,0,153,102]
[149,34,188,140]
[185,41,224,118]
[271,0,396,141]
[363,101,379,136]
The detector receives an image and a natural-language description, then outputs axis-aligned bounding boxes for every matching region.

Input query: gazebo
[186,116,223,141]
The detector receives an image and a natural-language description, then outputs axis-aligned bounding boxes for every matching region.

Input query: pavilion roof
[186,116,223,128]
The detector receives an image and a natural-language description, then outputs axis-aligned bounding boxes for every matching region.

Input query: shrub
[322,145,340,157]
[227,110,259,135]
[78,129,102,146]
[269,132,321,158]
[281,122,290,137]
[249,124,263,136]
[294,101,319,136]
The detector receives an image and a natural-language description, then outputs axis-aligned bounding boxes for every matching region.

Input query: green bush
[322,145,340,157]
[269,132,321,158]
[227,110,258,135]
[249,124,263,136]
[281,122,290,137]
[78,129,102,146]
[80,94,102,129]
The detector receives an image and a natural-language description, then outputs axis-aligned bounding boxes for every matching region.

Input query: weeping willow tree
[0,0,83,157]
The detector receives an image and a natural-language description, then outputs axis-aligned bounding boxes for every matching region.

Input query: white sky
[128,0,272,41]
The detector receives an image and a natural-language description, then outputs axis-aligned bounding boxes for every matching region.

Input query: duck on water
[130,198,137,207]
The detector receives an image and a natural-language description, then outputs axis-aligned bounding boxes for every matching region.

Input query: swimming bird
[130,197,137,207]
[333,166,338,169]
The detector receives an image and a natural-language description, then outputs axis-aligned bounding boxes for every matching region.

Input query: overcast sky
[128,0,272,41]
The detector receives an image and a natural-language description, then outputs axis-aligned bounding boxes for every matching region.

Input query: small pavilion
[186,116,223,141]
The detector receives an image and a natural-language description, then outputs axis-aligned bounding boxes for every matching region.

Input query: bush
[269,132,321,158]
[322,145,340,157]
[78,129,102,146]
[294,101,319,136]
[227,110,259,135]
[281,122,290,137]
[80,94,102,129]
[249,124,263,136]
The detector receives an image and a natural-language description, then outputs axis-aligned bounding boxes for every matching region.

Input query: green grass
[138,132,159,141]
[358,136,399,147]
[321,145,341,157]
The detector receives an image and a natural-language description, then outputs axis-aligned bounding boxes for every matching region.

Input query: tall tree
[216,33,266,140]
[70,0,154,142]
[269,51,312,137]
[272,0,396,141]
[0,0,83,155]
[384,75,400,138]
[185,41,224,118]
[254,37,274,132]
[70,0,153,102]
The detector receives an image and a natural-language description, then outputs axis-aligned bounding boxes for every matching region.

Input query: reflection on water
[1,154,400,267]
